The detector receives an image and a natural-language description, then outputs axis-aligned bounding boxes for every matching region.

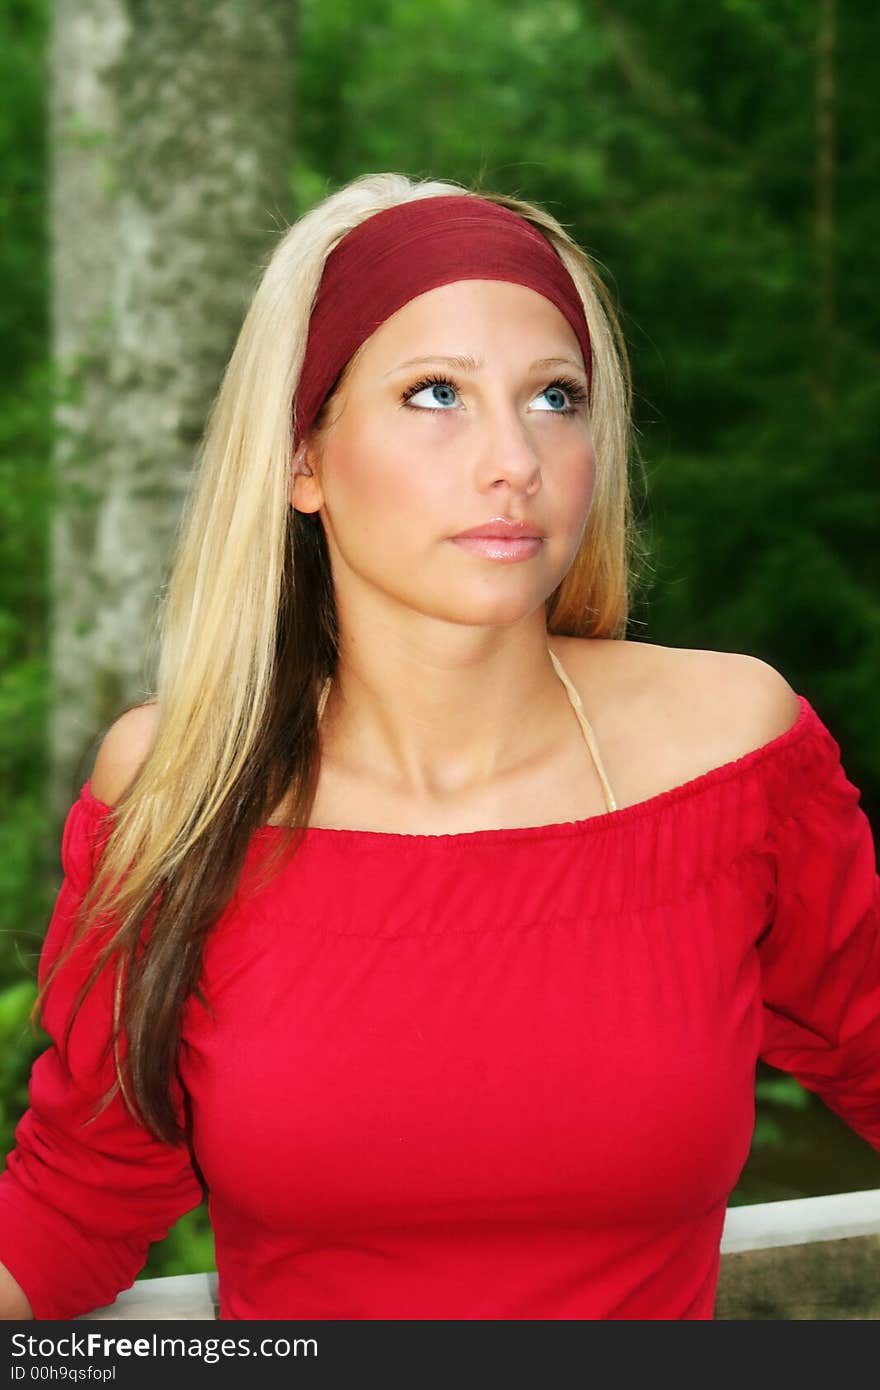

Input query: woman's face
[292,278,596,629]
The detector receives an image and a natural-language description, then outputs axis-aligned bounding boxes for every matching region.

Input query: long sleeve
[758,717,880,1153]
[0,789,204,1320]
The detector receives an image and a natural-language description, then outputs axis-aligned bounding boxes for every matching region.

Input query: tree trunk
[49,0,294,824]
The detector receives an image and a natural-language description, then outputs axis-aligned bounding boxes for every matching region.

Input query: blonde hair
[34,172,649,1143]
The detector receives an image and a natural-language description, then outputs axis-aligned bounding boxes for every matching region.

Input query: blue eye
[399,373,587,415]
[538,385,572,413]
[403,377,460,410]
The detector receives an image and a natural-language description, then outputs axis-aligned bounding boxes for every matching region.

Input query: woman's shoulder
[650,640,802,755]
[89,701,161,807]
[552,636,805,807]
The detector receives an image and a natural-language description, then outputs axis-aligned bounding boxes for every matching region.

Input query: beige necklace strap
[548,647,618,812]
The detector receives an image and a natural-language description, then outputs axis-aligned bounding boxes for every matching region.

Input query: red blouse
[0,693,878,1321]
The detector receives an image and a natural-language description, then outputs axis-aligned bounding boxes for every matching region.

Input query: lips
[452,519,545,540]
[450,534,544,563]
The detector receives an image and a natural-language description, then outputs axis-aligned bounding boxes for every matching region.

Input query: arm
[758,707,880,1152]
[0,1258,32,1320]
[0,707,204,1319]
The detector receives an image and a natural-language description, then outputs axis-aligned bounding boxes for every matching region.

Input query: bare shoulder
[652,643,802,754]
[551,635,802,795]
[90,702,161,807]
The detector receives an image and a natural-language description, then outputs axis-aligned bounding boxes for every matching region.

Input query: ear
[290,442,323,514]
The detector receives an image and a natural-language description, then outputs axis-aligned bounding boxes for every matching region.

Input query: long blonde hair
[34,171,649,1144]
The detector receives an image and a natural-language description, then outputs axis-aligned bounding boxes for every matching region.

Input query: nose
[474,395,542,497]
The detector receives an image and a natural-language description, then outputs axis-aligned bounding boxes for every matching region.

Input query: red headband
[292,193,593,453]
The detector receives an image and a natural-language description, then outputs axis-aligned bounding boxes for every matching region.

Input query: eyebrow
[384,354,586,378]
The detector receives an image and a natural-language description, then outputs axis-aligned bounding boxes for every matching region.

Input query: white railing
[719,1186,880,1253]
[77,1271,219,1321]
[76,1188,880,1321]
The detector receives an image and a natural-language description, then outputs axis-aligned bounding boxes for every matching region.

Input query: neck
[316,627,576,802]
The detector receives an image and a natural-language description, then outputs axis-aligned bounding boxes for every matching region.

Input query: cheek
[321,425,447,548]
[577,458,597,514]
[554,437,596,514]
[375,445,451,517]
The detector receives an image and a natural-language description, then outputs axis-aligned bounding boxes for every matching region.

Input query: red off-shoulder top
[0,681,878,1320]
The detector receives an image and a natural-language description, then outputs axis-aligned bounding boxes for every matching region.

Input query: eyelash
[399,373,588,416]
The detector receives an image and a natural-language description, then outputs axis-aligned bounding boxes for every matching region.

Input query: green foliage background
[2,0,878,1282]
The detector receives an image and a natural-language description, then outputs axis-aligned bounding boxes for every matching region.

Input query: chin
[417,587,552,628]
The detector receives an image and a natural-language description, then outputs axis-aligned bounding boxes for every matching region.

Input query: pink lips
[451,535,543,562]
[450,517,545,561]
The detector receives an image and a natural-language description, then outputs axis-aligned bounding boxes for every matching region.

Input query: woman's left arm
[758,725,880,1153]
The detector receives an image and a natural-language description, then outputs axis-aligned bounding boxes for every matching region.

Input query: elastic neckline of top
[80,693,821,846]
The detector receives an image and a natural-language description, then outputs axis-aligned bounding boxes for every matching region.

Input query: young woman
[0,173,877,1321]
